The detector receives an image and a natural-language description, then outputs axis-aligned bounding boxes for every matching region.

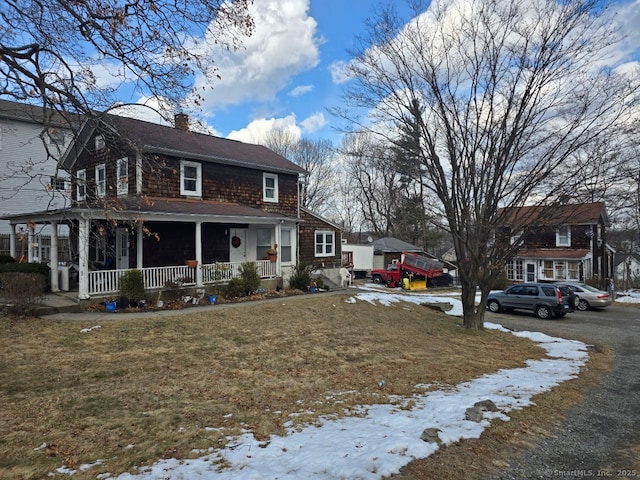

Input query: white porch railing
[87,260,277,296]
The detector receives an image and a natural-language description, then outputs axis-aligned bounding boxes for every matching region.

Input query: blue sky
[200,0,385,144]
[126,0,640,147]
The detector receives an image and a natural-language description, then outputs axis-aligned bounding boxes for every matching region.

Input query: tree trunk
[460,278,485,330]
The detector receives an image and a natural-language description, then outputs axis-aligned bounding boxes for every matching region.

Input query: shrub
[0,272,46,316]
[119,269,146,302]
[239,261,261,293]
[225,262,261,298]
[225,277,246,298]
[0,262,51,291]
[289,263,313,290]
[0,254,16,264]
[490,271,510,290]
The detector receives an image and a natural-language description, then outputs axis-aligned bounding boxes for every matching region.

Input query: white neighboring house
[614,253,640,290]
[0,99,73,262]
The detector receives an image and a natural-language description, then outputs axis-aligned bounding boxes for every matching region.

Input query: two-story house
[496,202,614,287]
[0,100,74,263]
[3,112,341,298]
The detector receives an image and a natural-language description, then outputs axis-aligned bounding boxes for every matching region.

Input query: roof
[1,196,296,224]
[515,248,591,260]
[62,113,307,176]
[0,99,79,128]
[497,202,610,227]
[613,252,640,268]
[372,237,423,253]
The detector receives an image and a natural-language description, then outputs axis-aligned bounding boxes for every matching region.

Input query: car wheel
[536,305,551,319]
[577,298,590,311]
[487,299,501,313]
[372,275,382,284]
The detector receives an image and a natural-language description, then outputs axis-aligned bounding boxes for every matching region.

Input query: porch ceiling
[2,196,298,225]
[515,248,591,260]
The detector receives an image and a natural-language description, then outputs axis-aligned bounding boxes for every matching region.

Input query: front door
[116,228,130,269]
[526,262,536,282]
[229,229,247,264]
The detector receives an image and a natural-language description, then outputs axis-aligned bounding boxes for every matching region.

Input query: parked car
[429,272,454,287]
[554,282,612,310]
[486,283,575,319]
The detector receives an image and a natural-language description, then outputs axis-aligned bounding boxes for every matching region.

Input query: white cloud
[329,60,352,84]
[289,85,314,97]
[110,97,175,125]
[300,112,327,133]
[195,0,321,112]
[227,114,301,144]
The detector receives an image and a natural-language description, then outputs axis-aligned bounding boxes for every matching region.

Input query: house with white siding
[0,100,74,261]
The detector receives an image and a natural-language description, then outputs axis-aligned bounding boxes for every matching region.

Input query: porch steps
[35,292,84,316]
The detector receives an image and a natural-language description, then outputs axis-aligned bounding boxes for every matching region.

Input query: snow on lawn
[85,289,589,480]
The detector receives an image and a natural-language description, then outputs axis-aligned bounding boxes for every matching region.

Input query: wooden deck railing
[87,260,277,296]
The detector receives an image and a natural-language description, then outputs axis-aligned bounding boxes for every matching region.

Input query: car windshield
[571,283,600,293]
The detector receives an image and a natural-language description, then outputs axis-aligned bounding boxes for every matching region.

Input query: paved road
[481,304,640,479]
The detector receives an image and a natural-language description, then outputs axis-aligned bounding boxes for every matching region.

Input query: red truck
[370,252,444,289]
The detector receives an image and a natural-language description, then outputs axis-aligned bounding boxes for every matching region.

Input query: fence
[87,260,277,296]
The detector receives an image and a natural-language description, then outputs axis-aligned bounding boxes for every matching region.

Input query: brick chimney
[174,113,189,131]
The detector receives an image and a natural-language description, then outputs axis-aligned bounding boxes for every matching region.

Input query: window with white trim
[506,259,524,281]
[281,229,292,262]
[263,173,278,203]
[116,157,129,196]
[180,160,201,196]
[95,135,105,150]
[257,228,272,260]
[95,164,106,198]
[76,169,86,201]
[315,230,335,257]
[46,127,65,147]
[556,226,571,246]
[50,176,69,191]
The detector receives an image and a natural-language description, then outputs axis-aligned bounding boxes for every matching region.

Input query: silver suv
[486,283,575,319]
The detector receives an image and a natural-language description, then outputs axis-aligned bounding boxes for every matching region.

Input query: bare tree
[1,0,254,119]
[334,0,640,328]
[339,131,400,235]
[262,129,337,215]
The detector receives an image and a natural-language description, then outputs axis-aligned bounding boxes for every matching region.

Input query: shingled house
[3,113,341,298]
[496,202,614,288]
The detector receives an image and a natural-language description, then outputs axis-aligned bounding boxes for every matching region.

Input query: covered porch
[4,197,299,299]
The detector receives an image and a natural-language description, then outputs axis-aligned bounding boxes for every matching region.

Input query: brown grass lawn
[0,292,610,479]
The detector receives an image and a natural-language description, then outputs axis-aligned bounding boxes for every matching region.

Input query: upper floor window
[46,127,65,147]
[76,169,86,201]
[95,164,106,198]
[180,160,201,197]
[95,135,105,150]
[510,229,524,246]
[315,230,335,257]
[117,157,129,196]
[50,176,68,191]
[263,173,278,203]
[556,226,571,247]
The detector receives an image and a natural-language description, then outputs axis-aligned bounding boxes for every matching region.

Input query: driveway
[482,304,640,479]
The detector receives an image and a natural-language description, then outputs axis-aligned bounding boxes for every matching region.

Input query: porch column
[195,221,203,287]
[78,217,90,299]
[136,222,143,269]
[9,224,17,259]
[275,223,282,275]
[27,224,35,262]
[50,221,59,292]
